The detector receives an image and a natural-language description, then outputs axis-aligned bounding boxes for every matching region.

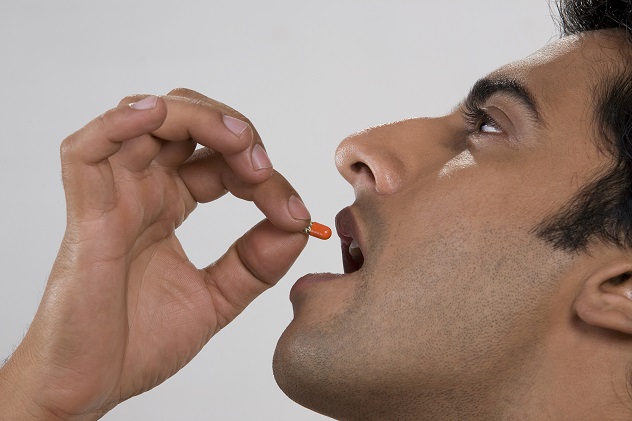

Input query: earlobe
[574,264,632,335]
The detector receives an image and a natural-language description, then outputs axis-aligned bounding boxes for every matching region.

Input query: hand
[0,89,310,419]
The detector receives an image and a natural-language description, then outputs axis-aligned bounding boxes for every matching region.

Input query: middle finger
[154,95,273,185]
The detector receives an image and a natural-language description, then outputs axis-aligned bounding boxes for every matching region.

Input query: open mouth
[335,207,365,274]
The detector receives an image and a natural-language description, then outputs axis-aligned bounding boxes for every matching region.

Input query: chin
[272,319,408,421]
[273,322,334,416]
[272,320,364,419]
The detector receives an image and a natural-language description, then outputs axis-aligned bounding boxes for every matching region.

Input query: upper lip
[335,206,365,273]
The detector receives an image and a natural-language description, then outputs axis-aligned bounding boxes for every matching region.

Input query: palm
[12,93,308,418]
[54,162,221,411]
[104,171,217,404]
[118,235,216,400]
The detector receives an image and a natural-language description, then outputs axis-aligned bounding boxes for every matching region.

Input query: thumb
[202,219,308,330]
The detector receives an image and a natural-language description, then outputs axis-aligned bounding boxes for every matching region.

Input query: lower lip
[289,272,344,301]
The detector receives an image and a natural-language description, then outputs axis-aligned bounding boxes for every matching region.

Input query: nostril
[351,162,364,171]
[351,162,375,181]
[335,133,402,195]
[352,160,401,195]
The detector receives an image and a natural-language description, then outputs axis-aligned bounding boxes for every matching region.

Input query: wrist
[0,353,53,420]
[0,349,99,421]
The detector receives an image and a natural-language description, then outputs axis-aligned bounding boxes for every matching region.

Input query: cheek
[357,225,568,383]
[274,185,575,405]
[273,225,572,415]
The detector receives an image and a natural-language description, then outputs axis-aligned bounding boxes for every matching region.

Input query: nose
[335,117,457,196]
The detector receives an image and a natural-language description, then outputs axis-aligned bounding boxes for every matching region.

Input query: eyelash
[462,104,502,135]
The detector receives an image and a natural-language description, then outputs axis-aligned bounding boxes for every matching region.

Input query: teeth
[349,240,363,263]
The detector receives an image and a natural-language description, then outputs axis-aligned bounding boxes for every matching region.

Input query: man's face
[274,31,626,418]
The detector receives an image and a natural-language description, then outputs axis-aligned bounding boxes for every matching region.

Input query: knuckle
[188,97,208,109]
[59,135,75,160]
[187,97,226,125]
[166,89,256,130]
[167,87,200,98]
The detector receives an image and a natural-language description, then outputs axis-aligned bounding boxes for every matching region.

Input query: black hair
[535,0,632,251]
[556,0,632,35]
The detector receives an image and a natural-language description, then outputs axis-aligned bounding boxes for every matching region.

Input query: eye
[479,115,502,134]
[462,105,504,136]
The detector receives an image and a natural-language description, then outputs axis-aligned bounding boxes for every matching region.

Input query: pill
[304,221,332,240]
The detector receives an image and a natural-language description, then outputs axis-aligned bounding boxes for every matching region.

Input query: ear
[574,262,632,334]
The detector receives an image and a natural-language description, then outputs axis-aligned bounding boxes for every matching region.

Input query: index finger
[144,94,273,184]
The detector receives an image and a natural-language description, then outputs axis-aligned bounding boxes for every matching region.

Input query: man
[2,0,632,419]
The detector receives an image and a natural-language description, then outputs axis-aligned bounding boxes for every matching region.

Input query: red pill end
[304,221,332,240]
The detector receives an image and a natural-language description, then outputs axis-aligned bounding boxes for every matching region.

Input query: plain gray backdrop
[1,1,556,419]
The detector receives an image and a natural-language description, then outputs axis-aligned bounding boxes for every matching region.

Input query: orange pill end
[304,221,332,240]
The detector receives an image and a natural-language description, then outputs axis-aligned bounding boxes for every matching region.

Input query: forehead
[503,31,631,113]
[498,30,629,92]
[487,31,630,158]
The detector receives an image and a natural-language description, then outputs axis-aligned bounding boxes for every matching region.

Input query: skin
[273,31,632,420]
[0,89,311,419]
[3,29,632,421]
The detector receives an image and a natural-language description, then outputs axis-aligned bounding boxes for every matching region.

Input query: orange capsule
[304,221,332,240]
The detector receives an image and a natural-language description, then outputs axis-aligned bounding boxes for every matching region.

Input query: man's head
[274,1,632,419]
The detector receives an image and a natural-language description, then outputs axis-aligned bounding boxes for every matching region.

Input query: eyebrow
[464,76,543,125]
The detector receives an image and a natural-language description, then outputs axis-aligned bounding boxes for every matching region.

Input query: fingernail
[251,144,273,171]
[223,115,249,137]
[129,95,158,110]
[288,195,311,221]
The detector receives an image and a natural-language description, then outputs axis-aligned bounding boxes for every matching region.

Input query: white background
[1,1,556,419]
